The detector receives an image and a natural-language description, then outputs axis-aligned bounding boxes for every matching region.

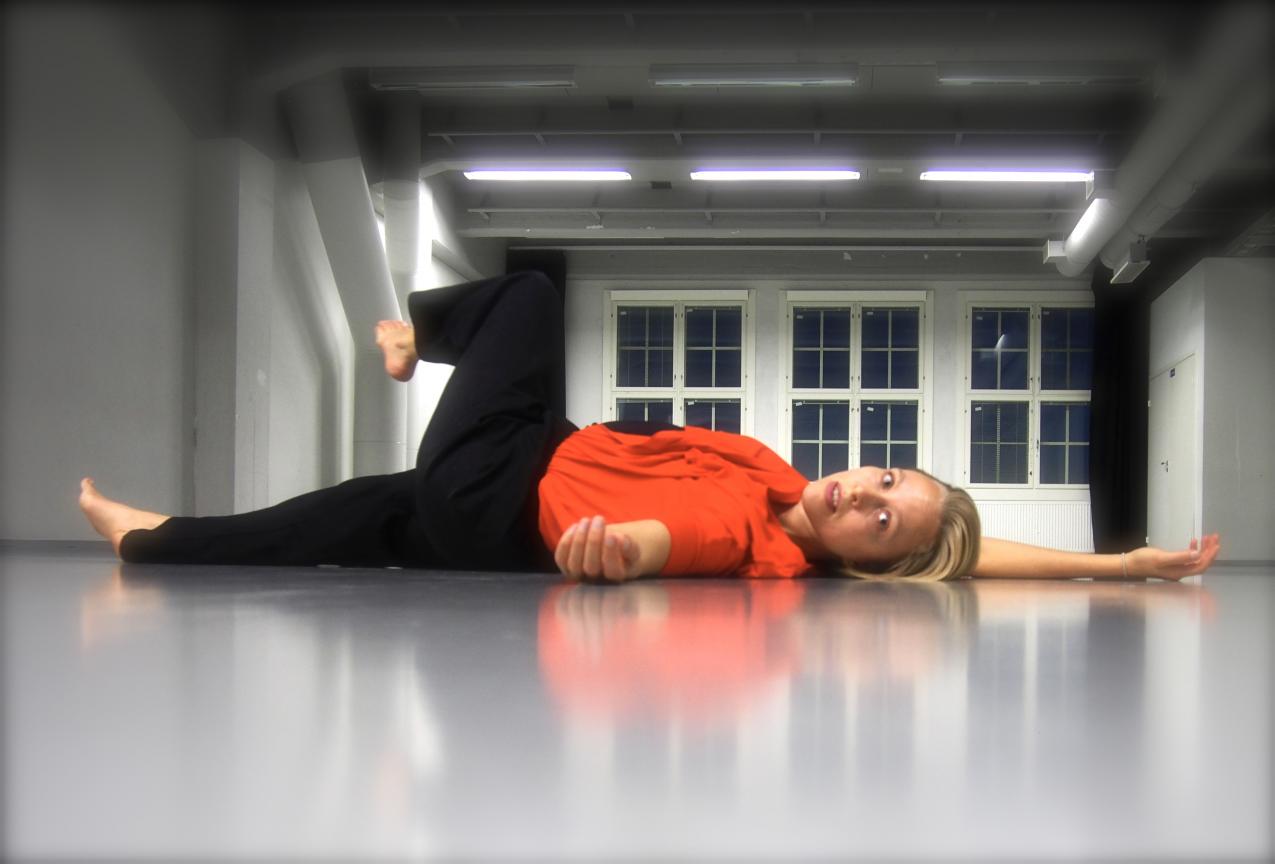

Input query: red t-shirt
[537,424,812,578]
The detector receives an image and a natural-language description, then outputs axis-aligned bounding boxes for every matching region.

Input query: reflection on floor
[2,544,1271,861]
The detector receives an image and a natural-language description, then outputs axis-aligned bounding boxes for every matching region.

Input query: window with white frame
[962,296,1094,490]
[783,292,931,480]
[604,291,751,433]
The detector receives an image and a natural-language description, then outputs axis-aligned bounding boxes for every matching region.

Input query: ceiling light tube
[651,63,858,87]
[937,62,1146,87]
[691,169,860,181]
[920,170,1094,183]
[370,66,576,90]
[463,170,631,182]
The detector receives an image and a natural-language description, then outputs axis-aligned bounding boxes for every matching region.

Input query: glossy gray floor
[3,545,1271,862]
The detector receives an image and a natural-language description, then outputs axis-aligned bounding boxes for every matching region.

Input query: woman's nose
[848,484,881,510]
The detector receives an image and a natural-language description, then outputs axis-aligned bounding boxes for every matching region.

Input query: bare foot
[375,320,419,382]
[78,478,169,558]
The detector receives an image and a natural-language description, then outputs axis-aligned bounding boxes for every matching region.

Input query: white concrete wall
[1150,257,1275,562]
[2,4,197,540]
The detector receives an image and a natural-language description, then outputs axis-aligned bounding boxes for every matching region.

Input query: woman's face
[801,467,945,566]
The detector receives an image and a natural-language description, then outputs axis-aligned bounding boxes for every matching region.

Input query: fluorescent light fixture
[370,66,576,90]
[690,169,860,181]
[937,62,1147,86]
[651,63,858,87]
[921,170,1094,183]
[463,170,631,182]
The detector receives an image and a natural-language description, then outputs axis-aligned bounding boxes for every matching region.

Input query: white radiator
[973,500,1095,552]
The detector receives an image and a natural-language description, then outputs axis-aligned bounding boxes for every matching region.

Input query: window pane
[892,309,919,348]
[971,350,998,389]
[793,401,820,440]
[1071,308,1094,349]
[862,309,889,348]
[822,350,850,389]
[793,310,821,348]
[715,400,742,434]
[1000,444,1028,483]
[1041,350,1068,390]
[1068,444,1089,484]
[1069,403,1090,442]
[685,400,712,429]
[1041,309,1068,349]
[793,443,820,480]
[823,311,851,348]
[822,402,850,441]
[793,350,820,388]
[617,307,648,348]
[860,402,888,441]
[1069,350,1093,390]
[971,310,1000,348]
[891,350,919,389]
[861,443,888,468]
[822,444,848,475]
[686,348,713,387]
[715,349,742,388]
[970,444,997,484]
[1041,403,1067,442]
[649,348,673,387]
[970,402,1028,484]
[1041,444,1066,484]
[1000,401,1028,442]
[891,402,918,441]
[650,400,673,425]
[617,399,646,422]
[1000,350,1028,389]
[649,308,674,347]
[891,443,917,469]
[716,308,742,347]
[685,308,714,348]
[617,399,672,424]
[1002,310,1029,349]
[617,348,645,387]
[862,351,889,389]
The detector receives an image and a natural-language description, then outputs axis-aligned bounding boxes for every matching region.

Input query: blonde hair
[837,469,981,583]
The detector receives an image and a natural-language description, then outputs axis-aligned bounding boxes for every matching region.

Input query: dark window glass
[686,348,713,387]
[891,350,919,389]
[793,310,821,348]
[823,311,851,349]
[970,401,1029,484]
[685,400,712,429]
[715,400,742,434]
[860,402,888,441]
[971,312,1001,349]
[822,402,850,440]
[1041,403,1067,442]
[1041,308,1068,349]
[891,443,917,468]
[971,351,998,389]
[1041,445,1066,484]
[1068,403,1090,442]
[1001,350,1029,390]
[862,310,889,348]
[685,308,714,348]
[1068,444,1089,484]
[617,399,672,424]
[822,444,848,475]
[617,399,646,422]
[617,308,648,348]
[1069,351,1093,390]
[793,351,820,388]
[1002,310,1029,349]
[862,351,889,389]
[793,443,820,480]
[891,403,918,441]
[648,349,673,387]
[861,442,888,468]
[715,349,742,388]
[617,349,644,387]
[1071,308,1094,349]
[793,402,821,440]
[649,308,674,347]
[822,350,850,389]
[1041,350,1068,390]
[716,308,742,347]
[891,309,920,348]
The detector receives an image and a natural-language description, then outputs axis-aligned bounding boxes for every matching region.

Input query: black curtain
[1088,240,1216,552]
[504,249,568,418]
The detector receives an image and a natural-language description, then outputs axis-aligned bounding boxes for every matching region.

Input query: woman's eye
[877,511,890,530]
[882,470,895,489]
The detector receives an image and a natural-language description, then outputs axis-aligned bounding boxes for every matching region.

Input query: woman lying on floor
[79,271,1220,584]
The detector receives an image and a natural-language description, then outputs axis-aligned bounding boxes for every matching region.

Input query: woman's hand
[555,516,644,583]
[1125,533,1221,581]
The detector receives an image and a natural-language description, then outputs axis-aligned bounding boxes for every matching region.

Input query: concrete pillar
[193,139,275,515]
[283,73,406,476]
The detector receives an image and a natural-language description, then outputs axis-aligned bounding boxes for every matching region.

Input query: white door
[1148,354,1197,548]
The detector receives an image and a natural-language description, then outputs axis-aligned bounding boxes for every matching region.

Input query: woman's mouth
[825,481,841,513]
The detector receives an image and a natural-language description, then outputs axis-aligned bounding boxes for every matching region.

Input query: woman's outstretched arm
[554,516,672,582]
[971,534,1221,581]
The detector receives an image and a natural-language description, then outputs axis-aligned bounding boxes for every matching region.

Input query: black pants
[121,271,576,571]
